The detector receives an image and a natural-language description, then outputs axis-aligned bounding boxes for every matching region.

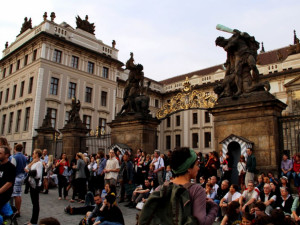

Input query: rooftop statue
[76,15,95,35]
[118,53,151,117]
[214,24,270,99]
[19,17,32,35]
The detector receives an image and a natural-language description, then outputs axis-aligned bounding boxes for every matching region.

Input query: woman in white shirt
[237,155,246,192]
[24,149,43,225]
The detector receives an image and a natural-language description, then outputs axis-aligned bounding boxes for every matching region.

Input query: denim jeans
[293,172,300,187]
[281,171,292,179]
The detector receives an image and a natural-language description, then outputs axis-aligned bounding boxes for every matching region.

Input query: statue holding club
[214,24,270,98]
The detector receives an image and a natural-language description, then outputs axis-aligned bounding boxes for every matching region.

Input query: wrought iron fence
[80,134,111,155]
[278,113,300,158]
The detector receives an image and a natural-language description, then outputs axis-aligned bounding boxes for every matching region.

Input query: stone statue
[68,97,81,123]
[19,17,32,35]
[214,24,270,98]
[135,81,151,115]
[76,15,95,35]
[43,12,48,21]
[118,53,150,116]
[41,108,53,128]
[50,12,56,22]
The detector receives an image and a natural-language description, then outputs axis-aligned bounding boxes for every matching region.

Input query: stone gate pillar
[59,127,89,161]
[108,114,160,155]
[209,91,287,174]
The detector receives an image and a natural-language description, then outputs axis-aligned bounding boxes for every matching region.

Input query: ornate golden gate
[156,77,217,120]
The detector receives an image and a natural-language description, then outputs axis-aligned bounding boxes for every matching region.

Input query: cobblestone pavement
[17,187,220,225]
[17,188,137,225]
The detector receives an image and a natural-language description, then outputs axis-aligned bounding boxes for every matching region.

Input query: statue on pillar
[214,24,270,99]
[41,108,53,129]
[118,53,151,116]
[64,97,87,129]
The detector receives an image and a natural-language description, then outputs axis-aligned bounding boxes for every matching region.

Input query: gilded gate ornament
[156,77,217,120]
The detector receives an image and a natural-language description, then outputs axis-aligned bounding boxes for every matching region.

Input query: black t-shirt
[0,161,16,205]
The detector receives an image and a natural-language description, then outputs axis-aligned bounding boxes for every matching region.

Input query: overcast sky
[1,0,300,81]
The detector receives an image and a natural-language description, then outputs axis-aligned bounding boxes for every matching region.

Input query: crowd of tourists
[2,135,300,224]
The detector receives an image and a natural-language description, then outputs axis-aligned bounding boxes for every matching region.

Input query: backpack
[139,182,198,225]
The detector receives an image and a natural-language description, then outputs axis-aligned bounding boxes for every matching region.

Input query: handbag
[53,166,59,175]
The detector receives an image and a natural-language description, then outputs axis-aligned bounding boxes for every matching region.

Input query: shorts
[12,174,25,197]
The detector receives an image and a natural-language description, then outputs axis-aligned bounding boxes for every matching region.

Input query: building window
[48,108,57,128]
[53,49,62,63]
[175,134,181,148]
[65,111,70,125]
[20,81,25,97]
[24,55,28,66]
[83,115,91,129]
[9,64,13,74]
[12,85,17,100]
[24,107,30,131]
[101,91,107,106]
[166,117,171,128]
[50,77,59,95]
[15,110,21,132]
[204,132,211,148]
[192,133,198,148]
[176,115,180,126]
[16,60,20,70]
[5,88,9,103]
[166,135,171,150]
[99,118,106,135]
[87,61,94,74]
[71,56,79,69]
[28,77,33,94]
[2,68,6,78]
[205,111,210,123]
[193,113,198,124]
[155,99,159,108]
[32,49,37,61]
[85,87,92,103]
[8,112,13,133]
[68,82,76,99]
[102,67,109,78]
[1,114,6,135]
[0,91,2,105]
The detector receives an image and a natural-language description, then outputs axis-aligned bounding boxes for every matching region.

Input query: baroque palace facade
[1,13,300,154]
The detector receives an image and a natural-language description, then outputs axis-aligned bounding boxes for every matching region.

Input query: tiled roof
[257,46,290,65]
[159,46,291,85]
[159,64,223,85]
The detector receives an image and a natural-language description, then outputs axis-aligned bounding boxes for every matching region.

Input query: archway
[227,141,241,185]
